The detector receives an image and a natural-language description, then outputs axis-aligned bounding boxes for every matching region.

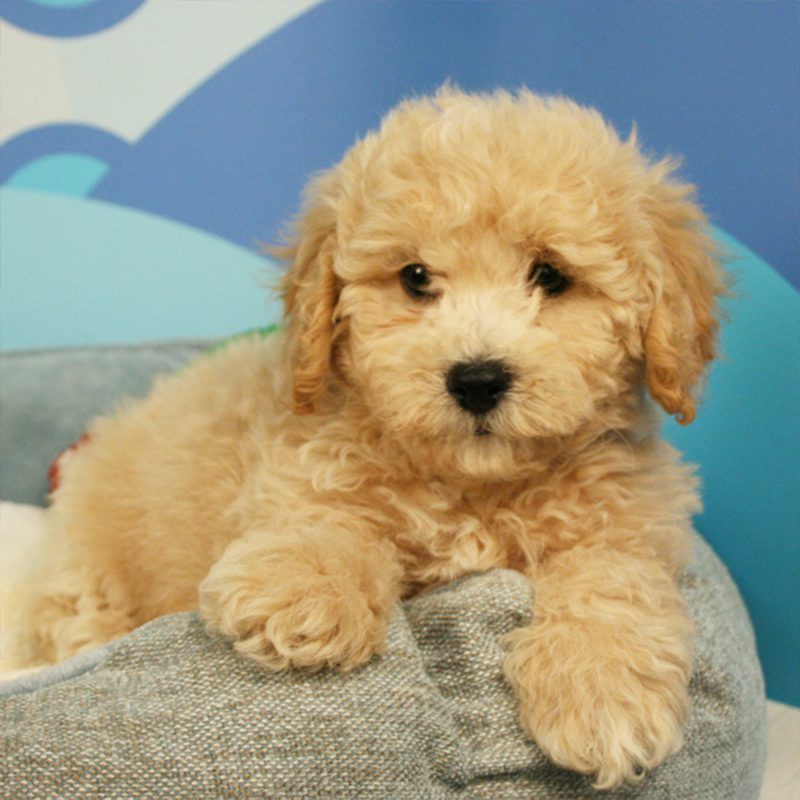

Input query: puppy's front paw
[199,532,399,671]
[504,624,690,789]
[200,566,387,671]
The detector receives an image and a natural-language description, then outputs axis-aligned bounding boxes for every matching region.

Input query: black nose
[446,359,513,415]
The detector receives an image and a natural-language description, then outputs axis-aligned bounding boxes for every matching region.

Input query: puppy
[5,87,725,789]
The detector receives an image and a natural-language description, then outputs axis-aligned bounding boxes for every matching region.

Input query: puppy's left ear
[642,168,727,425]
[279,171,341,415]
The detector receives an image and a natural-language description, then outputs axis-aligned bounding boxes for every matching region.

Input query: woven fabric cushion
[1,536,765,799]
[0,342,210,507]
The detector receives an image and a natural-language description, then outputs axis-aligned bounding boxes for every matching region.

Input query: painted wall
[1,0,797,706]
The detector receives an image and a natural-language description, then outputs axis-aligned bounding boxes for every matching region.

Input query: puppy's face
[283,90,724,479]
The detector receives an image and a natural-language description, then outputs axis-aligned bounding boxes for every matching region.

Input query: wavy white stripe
[0,0,323,145]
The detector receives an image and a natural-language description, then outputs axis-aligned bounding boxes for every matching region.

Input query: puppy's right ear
[640,166,727,425]
[278,171,341,415]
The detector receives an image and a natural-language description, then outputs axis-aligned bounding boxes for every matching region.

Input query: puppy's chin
[447,433,526,481]
[387,424,550,483]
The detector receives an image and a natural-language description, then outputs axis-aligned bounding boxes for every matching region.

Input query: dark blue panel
[0,0,146,37]
[91,0,799,287]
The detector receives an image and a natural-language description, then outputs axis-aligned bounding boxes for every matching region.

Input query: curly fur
[2,87,726,789]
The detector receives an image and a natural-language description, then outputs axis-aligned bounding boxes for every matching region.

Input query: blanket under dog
[0,535,765,800]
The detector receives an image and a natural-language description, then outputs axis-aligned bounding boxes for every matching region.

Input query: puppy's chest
[373,482,549,591]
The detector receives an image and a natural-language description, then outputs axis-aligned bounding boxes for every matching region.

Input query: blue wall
[1,0,797,705]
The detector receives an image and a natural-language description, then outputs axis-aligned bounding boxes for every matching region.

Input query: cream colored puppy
[6,88,725,789]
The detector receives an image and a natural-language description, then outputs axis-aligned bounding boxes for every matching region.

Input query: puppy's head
[280,88,725,478]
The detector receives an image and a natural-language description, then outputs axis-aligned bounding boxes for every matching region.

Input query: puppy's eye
[400,263,435,299]
[528,261,572,297]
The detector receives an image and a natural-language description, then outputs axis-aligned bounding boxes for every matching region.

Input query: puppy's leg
[504,546,692,789]
[199,524,403,671]
[2,566,138,668]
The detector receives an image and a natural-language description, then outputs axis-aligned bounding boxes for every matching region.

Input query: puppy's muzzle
[446,359,513,415]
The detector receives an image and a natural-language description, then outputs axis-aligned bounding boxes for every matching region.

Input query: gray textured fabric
[0,341,210,505]
[0,343,767,798]
[0,640,116,699]
[0,540,765,799]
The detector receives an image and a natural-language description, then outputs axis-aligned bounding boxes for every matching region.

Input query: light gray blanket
[0,537,765,799]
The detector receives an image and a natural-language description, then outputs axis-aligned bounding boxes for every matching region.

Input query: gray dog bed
[0,343,767,799]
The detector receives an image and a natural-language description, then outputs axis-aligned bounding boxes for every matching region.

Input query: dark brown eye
[400,263,434,299]
[528,261,572,296]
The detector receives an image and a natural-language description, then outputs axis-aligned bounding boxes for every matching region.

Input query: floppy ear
[278,172,341,415]
[642,167,727,425]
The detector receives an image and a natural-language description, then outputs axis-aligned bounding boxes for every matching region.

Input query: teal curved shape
[6,154,109,197]
[662,229,799,707]
[0,188,283,350]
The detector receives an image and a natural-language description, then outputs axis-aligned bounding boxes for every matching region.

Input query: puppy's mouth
[474,420,492,437]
